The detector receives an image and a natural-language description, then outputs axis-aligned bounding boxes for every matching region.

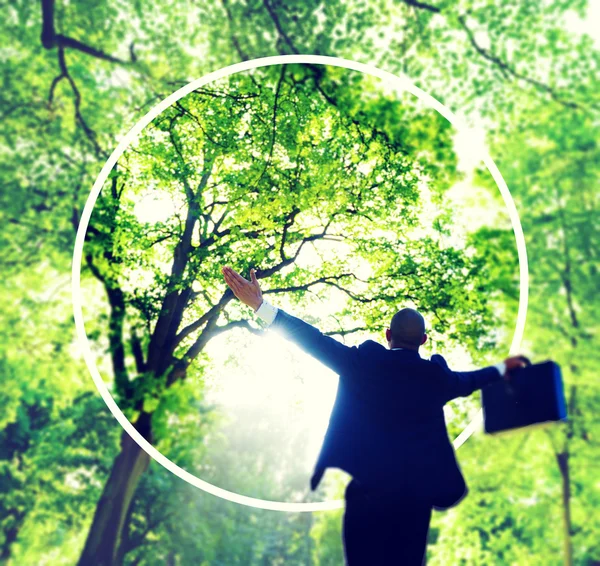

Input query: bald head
[387,308,427,350]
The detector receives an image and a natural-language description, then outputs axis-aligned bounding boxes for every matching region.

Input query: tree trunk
[77,414,152,566]
[556,451,574,566]
[0,509,26,561]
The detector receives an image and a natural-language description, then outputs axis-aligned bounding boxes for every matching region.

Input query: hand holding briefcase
[482,358,567,435]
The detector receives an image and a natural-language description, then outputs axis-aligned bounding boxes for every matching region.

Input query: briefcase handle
[504,356,532,396]
[515,355,532,367]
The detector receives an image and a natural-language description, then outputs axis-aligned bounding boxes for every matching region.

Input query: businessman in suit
[221,266,527,565]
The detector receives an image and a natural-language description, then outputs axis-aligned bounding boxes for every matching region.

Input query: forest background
[1,0,598,565]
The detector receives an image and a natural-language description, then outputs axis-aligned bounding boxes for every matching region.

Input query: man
[221,266,527,565]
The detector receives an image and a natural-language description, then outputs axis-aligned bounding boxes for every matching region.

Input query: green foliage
[1,0,598,564]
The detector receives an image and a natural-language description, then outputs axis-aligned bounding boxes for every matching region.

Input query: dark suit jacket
[270,308,503,509]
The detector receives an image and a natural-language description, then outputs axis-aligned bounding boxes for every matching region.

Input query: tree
[0,269,121,565]
[477,102,600,565]
[77,63,498,563]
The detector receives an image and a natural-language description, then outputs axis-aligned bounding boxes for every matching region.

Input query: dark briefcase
[482,359,567,435]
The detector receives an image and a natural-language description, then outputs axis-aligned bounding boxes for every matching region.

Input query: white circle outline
[72,54,528,513]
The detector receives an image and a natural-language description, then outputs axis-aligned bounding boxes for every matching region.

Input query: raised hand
[221,266,263,311]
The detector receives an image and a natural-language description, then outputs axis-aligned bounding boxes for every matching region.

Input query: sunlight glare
[203,325,341,468]
[133,191,175,224]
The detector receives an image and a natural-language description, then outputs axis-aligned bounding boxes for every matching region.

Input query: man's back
[313,340,469,507]
[263,308,503,507]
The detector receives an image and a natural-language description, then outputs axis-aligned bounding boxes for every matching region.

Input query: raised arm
[442,365,503,401]
[267,307,361,376]
[431,353,529,402]
[221,266,360,376]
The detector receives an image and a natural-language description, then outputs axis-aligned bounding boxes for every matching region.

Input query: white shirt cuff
[494,362,506,377]
[255,299,278,327]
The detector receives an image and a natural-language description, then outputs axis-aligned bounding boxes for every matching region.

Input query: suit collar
[390,347,421,358]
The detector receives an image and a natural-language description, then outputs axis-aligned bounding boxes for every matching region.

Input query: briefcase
[481,359,567,435]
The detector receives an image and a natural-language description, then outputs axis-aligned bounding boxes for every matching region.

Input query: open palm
[221,266,263,311]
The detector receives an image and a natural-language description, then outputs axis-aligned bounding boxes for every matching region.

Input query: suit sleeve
[431,354,503,402]
[269,308,361,377]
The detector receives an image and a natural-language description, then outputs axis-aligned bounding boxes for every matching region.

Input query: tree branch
[213,319,265,337]
[401,0,441,13]
[41,0,132,65]
[146,143,214,373]
[131,329,146,373]
[556,195,580,331]
[319,280,383,303]
[54,46,105,157]
[84,252,131,397]
[251,65,286,189]
[167,313,221,385]
[279,207,300,261]
[256,0,583,113]
[262,0,299,54]
[457,15,582,110]
[261,272,363,296]
[220,0,251,61]
[173,289,235,347]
